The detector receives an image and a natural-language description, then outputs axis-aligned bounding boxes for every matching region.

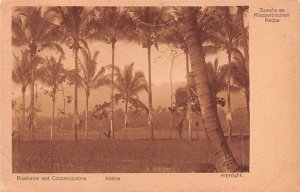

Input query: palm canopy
[39,55,66,99]
[12,7,63,54]
[230,51,249,91]
[127,7,173,48]
[45,6,96,51]
[236,7,249,47]
[160,7,233,55]
[89,7,136,43]
[206,58,227,96]
[200,7,242,56]
[12,50,31,91]
[160,24,187,52]
[77,48,110,94]
[114,63,149,111]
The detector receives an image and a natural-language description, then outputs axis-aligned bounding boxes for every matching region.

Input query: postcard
[1,0,300,191]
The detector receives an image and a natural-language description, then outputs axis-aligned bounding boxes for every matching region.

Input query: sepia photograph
[9,6,251,174]
[10,6,250,173]
[1,0,300,191]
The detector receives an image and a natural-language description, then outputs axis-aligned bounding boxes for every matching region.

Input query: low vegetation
[13,137,249,173]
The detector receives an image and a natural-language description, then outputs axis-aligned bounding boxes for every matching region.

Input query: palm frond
[114,62,148,106]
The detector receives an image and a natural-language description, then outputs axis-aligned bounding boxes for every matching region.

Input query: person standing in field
[226,110,233,140]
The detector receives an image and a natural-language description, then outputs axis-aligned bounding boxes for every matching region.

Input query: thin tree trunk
[179,7,240,172]
[98,121,101,140]
[245,88,250,130]
[33,84,37,140]
[74,46,79,140]
[237,7,249,71]
[110,40,116,139]
[170,59,174,139]
[29,52,35,141]
[85,92,89,139]
[51,97,55,140]
[22,88,26,141]
[227,49,232,141]
[147,46,154,140]
[196,117,199,140]
[124,100,128,139]
[61,121,64,140]
[61,84,65,139]
[238,6,250,120]
[186,53,192,141]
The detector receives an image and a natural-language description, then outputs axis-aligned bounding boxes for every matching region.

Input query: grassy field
[12,135,249,173]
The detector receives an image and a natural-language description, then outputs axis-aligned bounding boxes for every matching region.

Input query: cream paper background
[1,0,300,191]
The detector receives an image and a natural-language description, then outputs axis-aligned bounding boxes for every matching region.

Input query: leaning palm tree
[114,63,148,139]
[77,47,109,139]
[39,55,66,140]
[45,6,96,140]
[178,7,240,172]
[128,7,171,140]
[12,50,31,140]
[12,7,63,140]
[89,7,135,139]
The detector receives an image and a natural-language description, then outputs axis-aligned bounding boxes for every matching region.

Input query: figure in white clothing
[226,110,232,140]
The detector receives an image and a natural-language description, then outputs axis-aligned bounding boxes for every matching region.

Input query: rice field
[12,132,249,173]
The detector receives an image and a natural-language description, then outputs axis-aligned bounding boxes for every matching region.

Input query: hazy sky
[12,5,249,96]
[12,40,228,97]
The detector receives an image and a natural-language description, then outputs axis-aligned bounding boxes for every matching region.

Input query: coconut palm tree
[201,7,242,140]
[89,7,135,139]
[207,53,248,112]
[114,63,148,138]
[236,6,249,118]
[229,50,249,113]
[236,6,249,71]
[178,7,240,172]
[39,55,66,139]
[12,7,63,140]
[45,6,96,140]
[206,58,236,99]
[77,47,110,139]
[128,7,171,139]
[12,50,31,140]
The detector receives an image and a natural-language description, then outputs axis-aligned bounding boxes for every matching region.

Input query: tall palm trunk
[237,7,249,71]
[170,59,174,139]
[29,52,35,141]
[186,52,192,141]
[72,8,80,140]
[147,46,154,140]
[124,100,128,138]
[110,39,116,139]
[61,84,65,139]
[22,88,26,140]
[74,45,79,140]
[227,48,232,140]
[34,84,38,138]
[237,6,250,119]
[85,91,90,139]
[51,97,55,140]
[245,88,250,120]
[179,7,240,172]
